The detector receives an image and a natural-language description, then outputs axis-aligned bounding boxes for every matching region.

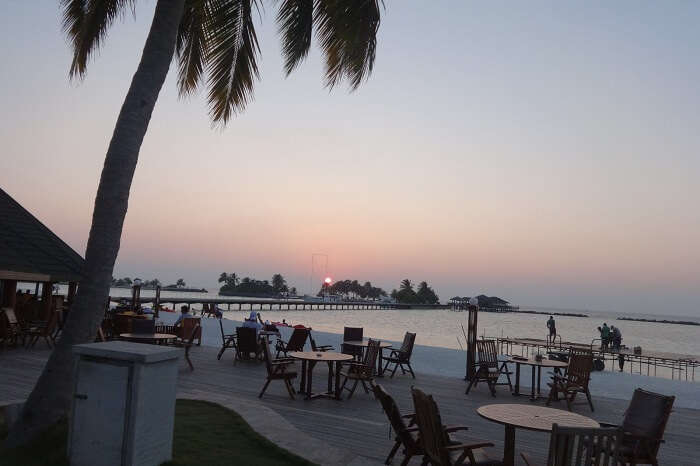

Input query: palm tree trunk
[5,0,185,447]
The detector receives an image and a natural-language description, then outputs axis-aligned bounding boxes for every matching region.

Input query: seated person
[242,311,263,337]
[174,305,193,326]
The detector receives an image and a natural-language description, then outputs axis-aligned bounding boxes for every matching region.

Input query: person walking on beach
[546,315,557,344]
[600,323,611,350]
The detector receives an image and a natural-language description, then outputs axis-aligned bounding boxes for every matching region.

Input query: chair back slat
[411,387,450,465]
[181,317,201,341]
[360,339,381,378]
[566,350,593,388]
[236,326,258,354]
[343,327,363,341]
[476,339,499,368]
[262,338,274,373]
[398,332,416,360]
[373,384,417,449]
[621,388,675,457]
[286,328,309,352]
[548,424,624,466]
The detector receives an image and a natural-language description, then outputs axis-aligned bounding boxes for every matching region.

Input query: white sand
[160,313,699,409]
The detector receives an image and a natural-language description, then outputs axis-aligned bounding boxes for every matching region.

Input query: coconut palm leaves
[62,0,381,124]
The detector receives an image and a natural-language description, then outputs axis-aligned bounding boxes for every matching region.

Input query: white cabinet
[69,341,180,466]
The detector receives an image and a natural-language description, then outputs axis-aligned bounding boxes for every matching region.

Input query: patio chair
[217,316,237,361]
[382,332,417,379]
[1,307,25,347]
[339,339,381,399]
[259,338,297,400]
[411,387,500,466]
[25,310,59,349]
[465,339,512,396]
[342,326,364,360]
[546,349,595,412]
[275,327,309,358]
[235,326,261,361]
[172,323,200,371]
[521,424,624,466]
[309,329,334,352]
[373,384,421,465]
[599,388,675,466]
[177,317,202,346]
[131,319,155,334]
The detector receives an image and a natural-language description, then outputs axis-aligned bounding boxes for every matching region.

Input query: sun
[324,277,332,285]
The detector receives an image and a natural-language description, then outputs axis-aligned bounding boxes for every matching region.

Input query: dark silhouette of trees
[316,279,388,300]
[219,273,293,297]
[393,279,440,304]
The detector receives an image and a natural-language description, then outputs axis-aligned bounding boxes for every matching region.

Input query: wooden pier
[109,295,448,312]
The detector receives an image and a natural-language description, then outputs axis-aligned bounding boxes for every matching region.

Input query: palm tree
[6,0,382,447]
[400,279,413,292]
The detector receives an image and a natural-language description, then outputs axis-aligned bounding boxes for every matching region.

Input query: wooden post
[154,285,161,318]
[1,279,17,309]
[67,281,78,307]
[41,281,53,320]
[465,303,479,381]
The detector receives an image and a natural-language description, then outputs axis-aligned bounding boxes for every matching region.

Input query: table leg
[335,361,342,400]
[377,348,384,377]
[513,363,521,395]
[300,360,307,393]
[530,366,536,401]
[503,425,516,466]
[327,361,333,395]
[306,361,316,399]
[537,365,542,396]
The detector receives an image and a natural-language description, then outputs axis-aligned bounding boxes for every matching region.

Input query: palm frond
[206,0,261,123]
[313,0,381,90]
[61,0,136,78]
[277,0,313,75]
[176,0,209,96]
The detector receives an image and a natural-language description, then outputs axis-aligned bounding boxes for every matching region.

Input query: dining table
[289,351,354,400]
[342,339,392,376]
[477,403,599,466]
[510,356,568,400]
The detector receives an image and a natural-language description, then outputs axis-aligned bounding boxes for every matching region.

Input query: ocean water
[90,286,700,358]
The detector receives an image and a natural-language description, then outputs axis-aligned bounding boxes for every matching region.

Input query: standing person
[600,323,611,350]
[546,316,557,344]
[611,326,622,350]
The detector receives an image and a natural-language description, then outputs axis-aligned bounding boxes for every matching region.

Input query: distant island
[450,295,588,317]
[110,277,207,293]
[218,272,297,298]
[617,317,699,326]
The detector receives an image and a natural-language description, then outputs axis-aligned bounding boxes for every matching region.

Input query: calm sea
[80,285,700,358]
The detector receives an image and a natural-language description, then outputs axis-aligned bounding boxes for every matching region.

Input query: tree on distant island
[391,279,440,304]
[316,279,388,300]
[176,278,186,288]
[9,0,384,447]
[219,273,294,297]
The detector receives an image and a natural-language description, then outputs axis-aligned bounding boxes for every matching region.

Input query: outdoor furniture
[510,356,568,401]
[342,339,392,376]
[520,424,624,466]
[25,309,59,349]
[177,317,202,346]
[235,327,260,361]
[131,319,155,334]
[599,388,675,466]
[259,339,298,399]
[201,303,218,318]
[290,350,353,400]
[342,327,364,359]
[477,404,599,466]
[373,384,421,465]
[339,339,381,399]
[412,387,500,466]
[119,333,177,344]
[1,307,25,347]
[382,331,416,379]
[546,350,595,412]
[465,339,513,396]
[217,316,237,361]
[172,323,201,371]
[275,327,309,358]
[308,329,334,352]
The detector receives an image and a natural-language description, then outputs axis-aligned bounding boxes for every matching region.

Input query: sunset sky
[1,2,698,315]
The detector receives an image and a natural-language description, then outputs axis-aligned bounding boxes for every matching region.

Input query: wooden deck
[2,345,698,465]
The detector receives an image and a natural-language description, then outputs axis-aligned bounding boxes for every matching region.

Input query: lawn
[1,399,316,466]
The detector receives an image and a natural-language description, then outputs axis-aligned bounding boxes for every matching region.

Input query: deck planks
[1,345,698,465]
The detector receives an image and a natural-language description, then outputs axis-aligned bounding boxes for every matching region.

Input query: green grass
[1,400,316,466]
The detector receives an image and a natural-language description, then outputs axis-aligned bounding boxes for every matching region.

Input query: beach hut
[0,188,84,319]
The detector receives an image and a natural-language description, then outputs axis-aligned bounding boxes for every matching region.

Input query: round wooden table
[510,357,568,400]
[290,351,354,400]
[119,333,176,344]
[342,340,392,376]
[477,403,599,466]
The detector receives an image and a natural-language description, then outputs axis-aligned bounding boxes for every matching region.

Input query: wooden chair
[341,326,364,359]
[465,339,512,396]
[275,327,309,358]
[547,349,595,411]
[373,384,421,466]
[339,339,381,399]
[382,332,417,379]
[131,319,155,334]
[309,329,334,352]
[411,387,499,466]
[599,388,674,466]
[235,326,261,361]
[259,338,297,400]
[177,317,202,346]
[217,316,237,361]
[25,310,59,349]
[172,323,200,371]
[521,424,624,466]
[1,307,25,347]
